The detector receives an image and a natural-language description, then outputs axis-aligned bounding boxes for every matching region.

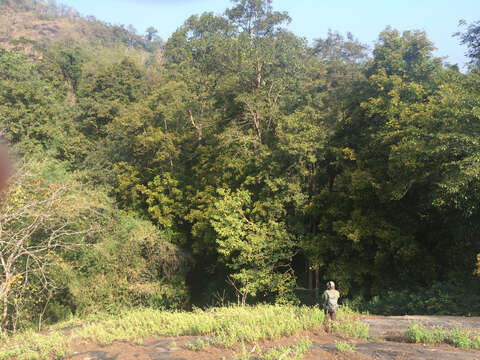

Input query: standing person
[323,281,340,322]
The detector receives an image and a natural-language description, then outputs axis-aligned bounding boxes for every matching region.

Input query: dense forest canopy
[0,0,479,332]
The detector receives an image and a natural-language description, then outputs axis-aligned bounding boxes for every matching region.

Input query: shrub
[406,323,480,350]
[405,322,446,344]
[448,328,473,349]
[335,341,356,353]
[347,282,480,316]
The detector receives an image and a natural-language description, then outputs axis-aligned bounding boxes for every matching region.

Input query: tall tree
[224,0,299,144]
[164,13,232,141]
[212,189,295,304]
[456,20,480,68]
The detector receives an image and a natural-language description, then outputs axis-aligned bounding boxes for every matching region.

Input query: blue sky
[60,0,480,68]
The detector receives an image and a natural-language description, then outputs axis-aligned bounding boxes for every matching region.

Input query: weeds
[0,304,369,359]
[335,340,356,353]
[74,304,326,348]
[235,338,312,360]
[405,322,446,344]
[448,328,474,349]
[0,330,71,360]
[185,338,211,351]
[258,338,312,360]
[405,322,480,349]
[330,307,369,339]
[0,305,324,359]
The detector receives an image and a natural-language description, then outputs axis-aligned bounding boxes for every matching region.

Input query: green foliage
[477,254,480,277]
[0,48,85,161]
[330,307,370,339]
[405,323,446,344]
[2,0,480,332]
[68,214,190,316]
[0,158,104,331]
[0,158,189,331]
[406,322,480,350]
[456,19,480,68]
[348,282,480,316]
[212,189,296,303]
[77,305,324,348]
[0,329,71,360]
[448,328,475,349]
[368,27,441,82]
[52,47,84,91]
[335,341,356,353]
[185,338,211,351]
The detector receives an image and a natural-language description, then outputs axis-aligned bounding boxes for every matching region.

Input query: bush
[67,213,191,316]
[448,328,474,349]
[346,281,480,316]
[335,341,356,353]
[405,323,446,344]
[0,158,191,332]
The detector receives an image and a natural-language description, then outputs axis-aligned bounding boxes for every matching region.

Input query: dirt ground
[68,315,480,360]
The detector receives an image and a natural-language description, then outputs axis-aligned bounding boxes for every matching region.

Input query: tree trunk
[257,62,263,88]
[307,261,313,290]
[1,295,8,333]
[253,112,262,142]
[241,293,247,306]
[189,110,203,141]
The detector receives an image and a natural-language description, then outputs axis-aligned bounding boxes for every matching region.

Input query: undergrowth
[347,282,480,316]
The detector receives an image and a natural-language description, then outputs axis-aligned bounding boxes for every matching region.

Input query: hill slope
[0,0,158,56]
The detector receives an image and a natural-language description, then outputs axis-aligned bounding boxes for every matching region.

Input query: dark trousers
[324,309,337,321]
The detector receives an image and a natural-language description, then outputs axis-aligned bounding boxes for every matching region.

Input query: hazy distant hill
[0,0,159,55]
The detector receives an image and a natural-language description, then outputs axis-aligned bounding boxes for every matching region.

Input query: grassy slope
[0,2,150,57]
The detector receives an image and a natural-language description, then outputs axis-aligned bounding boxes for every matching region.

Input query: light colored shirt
[322,289,340,310]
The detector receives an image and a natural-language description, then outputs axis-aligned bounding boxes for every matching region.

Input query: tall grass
[77,304,325,347]
[0,304,368,359]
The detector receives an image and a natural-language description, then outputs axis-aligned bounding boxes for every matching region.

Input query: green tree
[164,12,232,141]
[145,26,158,42]
[223,0,300,144]
[0,48,86,163]
[456,19,480,68]
[212,189,295,304]
[0,159,99,332]
[306,28,446,295]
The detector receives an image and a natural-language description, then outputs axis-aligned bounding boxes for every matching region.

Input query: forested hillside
[1,0,479,333]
